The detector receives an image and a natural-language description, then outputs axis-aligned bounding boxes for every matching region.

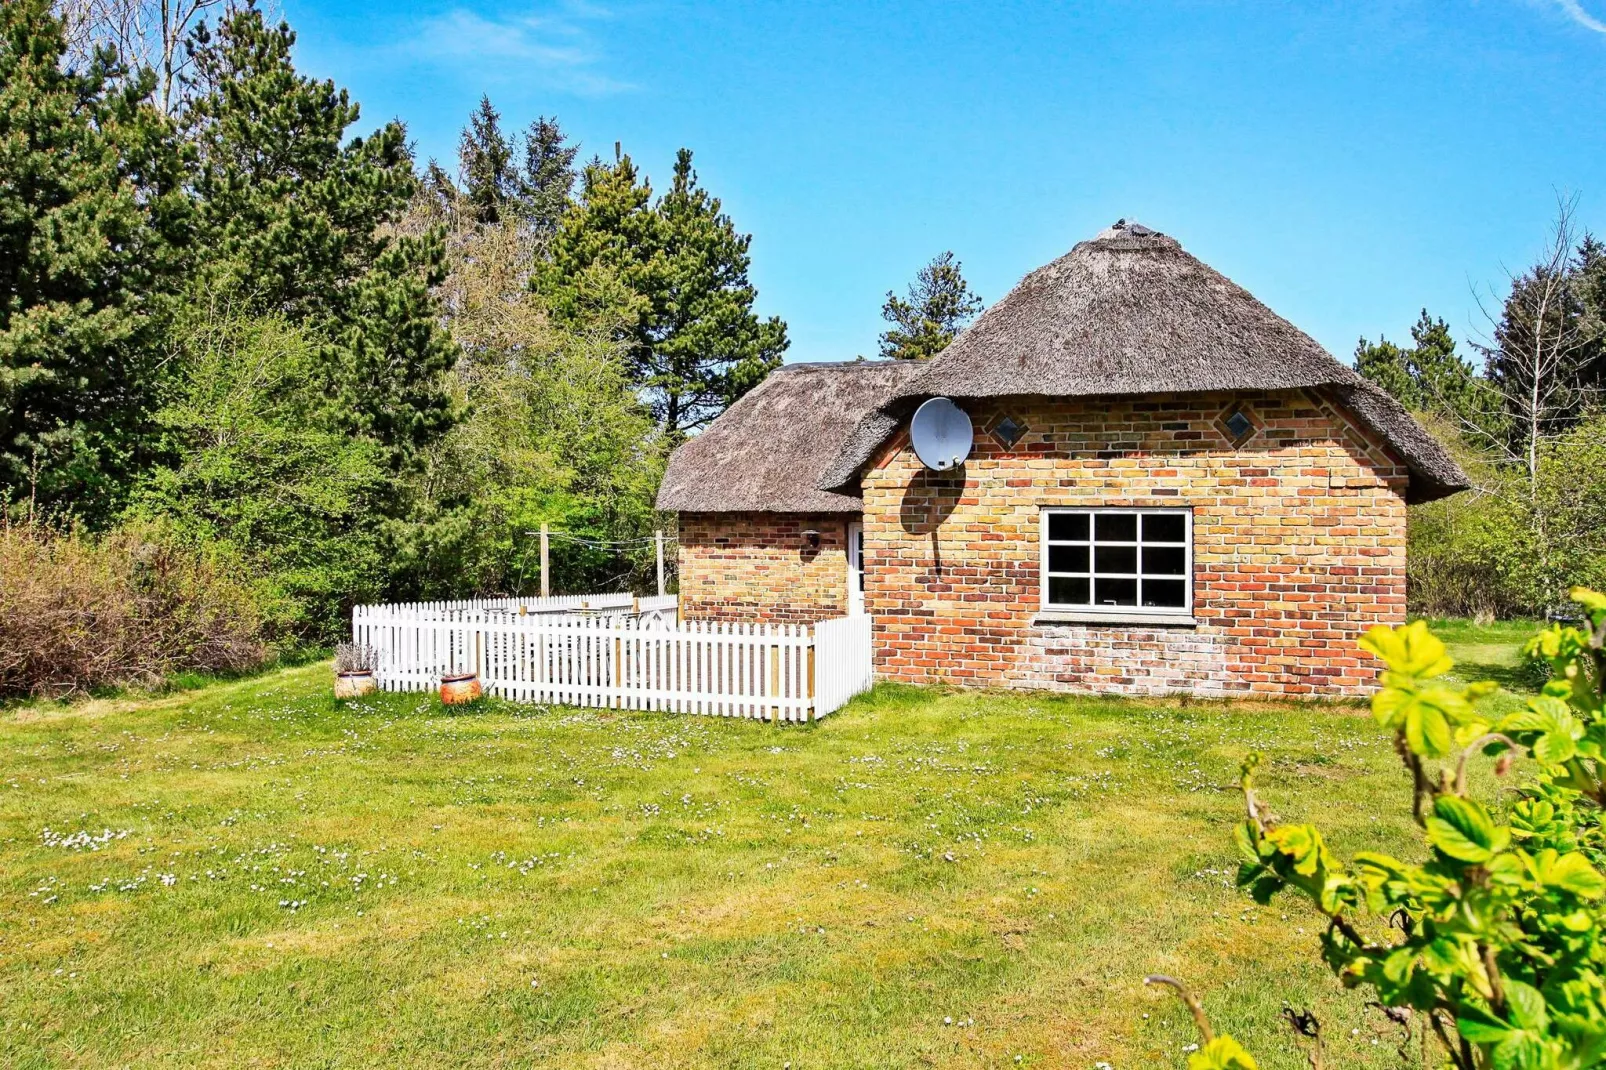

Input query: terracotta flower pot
[334,670,376,700]
[440,672,483,705]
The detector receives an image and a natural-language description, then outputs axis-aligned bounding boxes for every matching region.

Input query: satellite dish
[910,397,973,472]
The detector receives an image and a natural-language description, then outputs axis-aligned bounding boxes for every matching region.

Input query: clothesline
[523,530,679,550]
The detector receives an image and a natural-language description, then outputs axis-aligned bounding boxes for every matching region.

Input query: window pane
[1143,513,1186,543]
[1094,577,1138,606]
[1142,546,1186,576]
[1048,544,1088,573]
[1048,576,1089,606]
[1048,512,1088,541]
[1142,579,1187,608]
[1096,513,1137,541]
[1094,545,1137,574]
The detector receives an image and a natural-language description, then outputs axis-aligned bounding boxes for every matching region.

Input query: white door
[847,522,865,616]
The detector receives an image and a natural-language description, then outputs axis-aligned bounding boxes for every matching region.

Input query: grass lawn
[0,621,1538,1069]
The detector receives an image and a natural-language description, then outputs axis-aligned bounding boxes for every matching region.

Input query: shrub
[1409,413,1606,619]
[1159,595,1606,1069]
[0,519,275,698]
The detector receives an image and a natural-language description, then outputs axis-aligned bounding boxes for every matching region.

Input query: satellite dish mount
[909,397,974,472]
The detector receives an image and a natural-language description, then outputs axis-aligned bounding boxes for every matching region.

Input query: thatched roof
[656,360,922,513]
[818,221,1468,504]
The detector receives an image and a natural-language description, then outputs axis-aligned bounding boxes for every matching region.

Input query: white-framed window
[1040,508,1192,615]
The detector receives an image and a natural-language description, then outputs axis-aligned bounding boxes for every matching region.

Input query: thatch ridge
[656,360,923,514]
[816,222,1468,504]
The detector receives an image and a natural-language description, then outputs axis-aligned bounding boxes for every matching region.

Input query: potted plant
[439,670,483,705]
[333,642,380,699]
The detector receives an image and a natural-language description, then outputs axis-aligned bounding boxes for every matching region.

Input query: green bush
[1161,598,1606,1069]
[1409,414,1606,620]
[132,309,395,639]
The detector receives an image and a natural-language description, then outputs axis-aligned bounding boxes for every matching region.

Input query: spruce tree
[0,0,186,520]
[182,9,457,473]
[540,149,787,439]
[1571,233,1606,395]
[521,115,578,237]
[458,95,517,225]
[878,251,984,361]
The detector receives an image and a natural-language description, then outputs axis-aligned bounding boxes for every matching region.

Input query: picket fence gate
[350,607,874,721]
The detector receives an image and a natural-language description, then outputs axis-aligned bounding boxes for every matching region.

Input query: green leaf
[1570,586,1606,614]
[1233,822,1259,865]
[1499,711,1547,735]
[1187,1035,1258,1070]
[1360,621,1454,679]
[1406,701,1453,758]
[1427,795,1507,863]
[1548,852,1606,898]
[1372,686,1413,732]
[1492,1031,1547,1070]
[1504,981,1548,1032]
[1501,696,1584,765]
[1455,1004,1514,1044]
[1266,824,1325,878]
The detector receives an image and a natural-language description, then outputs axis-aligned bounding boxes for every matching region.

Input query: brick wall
[678,512,854,625]
[859,389,1409,698]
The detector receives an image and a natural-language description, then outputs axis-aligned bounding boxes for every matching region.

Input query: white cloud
[398,3,633,95]
[1554,0,1606,34]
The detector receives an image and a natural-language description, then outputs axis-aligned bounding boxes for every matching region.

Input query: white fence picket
[351,599,871,720]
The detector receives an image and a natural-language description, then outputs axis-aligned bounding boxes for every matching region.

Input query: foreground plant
[1161,591,1606,1069]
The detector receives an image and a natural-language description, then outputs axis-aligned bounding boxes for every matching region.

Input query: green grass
[0,620,1537,1069]
[1432,616,1545,704]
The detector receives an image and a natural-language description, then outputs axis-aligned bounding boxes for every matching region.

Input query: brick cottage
[656,222,1468,698]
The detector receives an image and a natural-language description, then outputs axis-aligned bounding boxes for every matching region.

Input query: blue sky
[285,0,1606,367]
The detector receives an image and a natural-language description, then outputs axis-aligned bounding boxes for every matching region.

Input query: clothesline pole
[655,530,665,597]
[540,522,550,598]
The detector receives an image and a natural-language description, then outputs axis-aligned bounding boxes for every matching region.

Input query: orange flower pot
[440,672,483,705]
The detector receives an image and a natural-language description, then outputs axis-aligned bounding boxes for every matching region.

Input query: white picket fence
[350,607,874,720]
[372,593,679,616]
[813,615,874,715]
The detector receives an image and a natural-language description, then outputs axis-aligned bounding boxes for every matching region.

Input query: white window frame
[1039,507,1193,618]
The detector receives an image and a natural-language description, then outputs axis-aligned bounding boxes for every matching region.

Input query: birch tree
[55,0,260,114]
[1478,197,1601,503]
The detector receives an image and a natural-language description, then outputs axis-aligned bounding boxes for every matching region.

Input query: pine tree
[538,152,659,330]
[652,149,787,436]
[0,0,186,520]
[540,148,787,439]
[1356,310,1485,423]
[521,115,578,237]
[182,9,457,473]
[458,95,517,225]
[878,251,984,360]
[1354,336,1415,405]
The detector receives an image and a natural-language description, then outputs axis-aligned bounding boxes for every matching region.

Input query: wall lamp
[801,529,821,549]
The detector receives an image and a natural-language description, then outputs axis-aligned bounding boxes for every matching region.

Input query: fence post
[770,640,781,725]
[808,635,816,722]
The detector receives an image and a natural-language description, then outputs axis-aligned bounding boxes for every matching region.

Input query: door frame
[846,521,865,616]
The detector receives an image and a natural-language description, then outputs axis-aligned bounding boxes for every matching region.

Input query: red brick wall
[859,390,1409,698]
[678,513,854,625]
